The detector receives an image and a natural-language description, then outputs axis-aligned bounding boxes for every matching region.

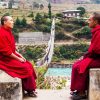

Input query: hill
[22,0,100,4]
[1,0,100,4]
[19,0,92,4]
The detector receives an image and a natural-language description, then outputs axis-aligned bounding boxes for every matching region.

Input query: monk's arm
[9,53,26,62]
[15,51,24,57]
[15,51,26,61]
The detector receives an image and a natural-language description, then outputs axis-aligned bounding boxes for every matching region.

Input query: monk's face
[4,16,14,29]
[87,16,98,28]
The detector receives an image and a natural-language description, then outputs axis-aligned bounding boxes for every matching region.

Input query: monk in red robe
[70,12,100,99]
[0,15,37,97]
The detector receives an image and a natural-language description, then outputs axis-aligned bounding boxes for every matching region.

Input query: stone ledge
[0,70,22,100]
[89,68,100,100]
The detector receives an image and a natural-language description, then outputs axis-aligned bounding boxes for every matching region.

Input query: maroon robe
[0,26,36,91]
[71,25,100,91]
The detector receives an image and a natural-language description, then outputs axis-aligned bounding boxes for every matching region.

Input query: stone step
[0,70,22,100]
[89,68,100,100]
[24,89,71,100]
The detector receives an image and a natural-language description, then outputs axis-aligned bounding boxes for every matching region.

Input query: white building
[0,1,9,8]
[0,1,19,9]
[62,10,81,18]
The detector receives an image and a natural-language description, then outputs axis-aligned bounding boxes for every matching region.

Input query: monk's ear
[94,20,98,25]
[4,20,7,25]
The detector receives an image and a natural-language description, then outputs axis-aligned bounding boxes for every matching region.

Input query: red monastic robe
[0,26,36,79]
[71,25,100,91]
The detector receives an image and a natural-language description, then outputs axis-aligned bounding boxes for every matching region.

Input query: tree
[35,13,42,23]
[56,13,63,18]
[8,0,12,9]
[15,17,21,26]
[28,12,34,17]
[48,2,52,19]
[43,13,48,18]
[8,0,14,9]
[77,7,86,17]
[21,17,27,27]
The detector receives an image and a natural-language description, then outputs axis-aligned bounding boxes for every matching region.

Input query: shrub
[3,13,10,16]
[53,43,89,61]
[43,13,48,18]
[73,26,91,39]
[63,24,81,32]
[17,44,89,63]
[36,24,51,32]
[71,18,87,26]
[56,13,63,18]
[60,18,86,27]
[55,29,71,40]
[18,45,45,62]
[36,66,51,89]
[28,12,34,17]
[56,22,63,27]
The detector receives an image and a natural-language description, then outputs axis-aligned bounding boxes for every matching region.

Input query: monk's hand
[22,57,26,62]
[78,56,83,60]
[18,57,26,63]
[15,51,26,62]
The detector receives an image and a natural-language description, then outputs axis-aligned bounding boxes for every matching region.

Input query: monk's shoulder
[0,27,8,37]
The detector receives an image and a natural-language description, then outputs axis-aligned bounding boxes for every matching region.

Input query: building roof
[62,10,81,13]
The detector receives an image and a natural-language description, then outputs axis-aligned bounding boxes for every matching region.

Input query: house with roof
[62,10,81,18]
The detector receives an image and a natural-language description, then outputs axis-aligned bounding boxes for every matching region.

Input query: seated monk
[0,15,37,97]
[70,12,100,100]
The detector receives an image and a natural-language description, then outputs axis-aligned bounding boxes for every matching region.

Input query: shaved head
[1,16,13,25]
[92,12,100,24]
[1,15,14,28]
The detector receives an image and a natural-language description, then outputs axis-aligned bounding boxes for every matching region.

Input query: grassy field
[0,3,100,19]
[0,9,46,23]
[0,3,99,25]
